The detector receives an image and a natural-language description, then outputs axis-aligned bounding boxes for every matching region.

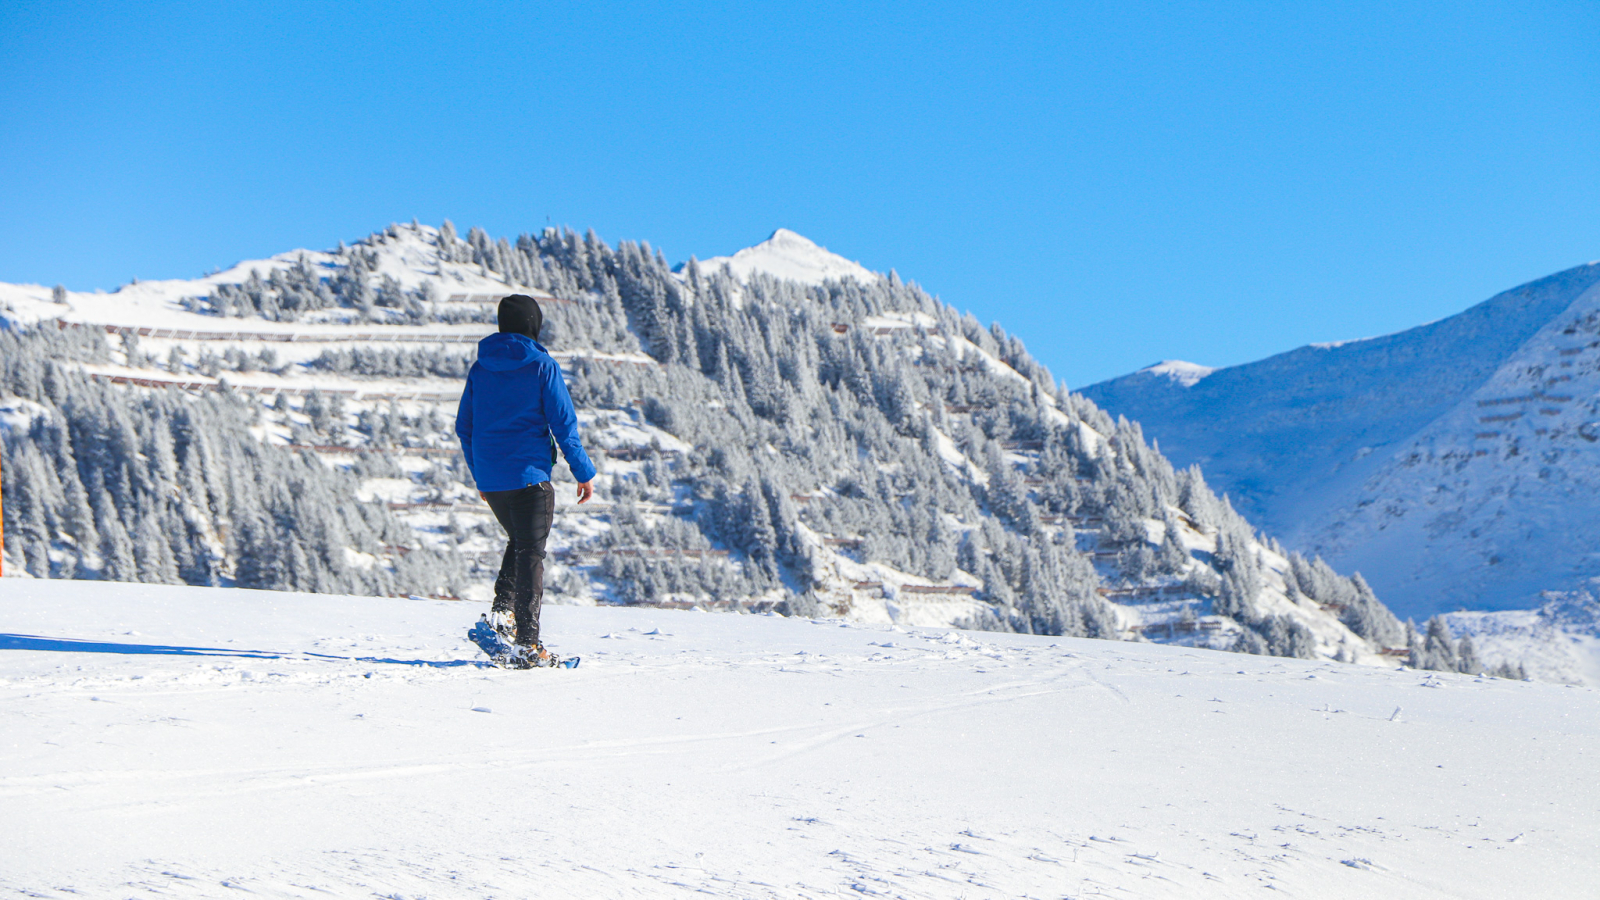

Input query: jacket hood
[477,332,547,371]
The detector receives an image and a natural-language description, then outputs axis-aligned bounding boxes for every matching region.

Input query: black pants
[483,482,555,647]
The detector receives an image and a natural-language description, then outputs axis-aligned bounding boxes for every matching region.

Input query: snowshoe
[468,616,579,669]
[510,643,580,669]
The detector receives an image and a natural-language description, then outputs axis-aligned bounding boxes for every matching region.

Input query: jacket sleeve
[455,369,476,481]
[542,361,597,483]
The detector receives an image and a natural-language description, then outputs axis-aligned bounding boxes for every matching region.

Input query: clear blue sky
[2,1,1596,387]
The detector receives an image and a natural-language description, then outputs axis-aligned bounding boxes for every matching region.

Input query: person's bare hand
[575,481,594,504]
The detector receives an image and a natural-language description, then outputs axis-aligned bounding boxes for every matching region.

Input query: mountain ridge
[1084,260,1600,626]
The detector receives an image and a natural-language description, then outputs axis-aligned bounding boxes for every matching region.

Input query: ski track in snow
[1,581,1595,899]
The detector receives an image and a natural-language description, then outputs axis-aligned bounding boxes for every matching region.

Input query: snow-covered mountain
[1083,262,1600,667]
[3,579,1591,899]
[685,228,877,286]
[2,222,1425,673]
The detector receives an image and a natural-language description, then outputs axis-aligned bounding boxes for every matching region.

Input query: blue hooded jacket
[455,333,597,491]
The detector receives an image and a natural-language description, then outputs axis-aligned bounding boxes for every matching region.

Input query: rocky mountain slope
[3,223,1415,667]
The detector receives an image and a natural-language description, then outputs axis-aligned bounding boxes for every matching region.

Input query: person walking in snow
[456,294,596,665]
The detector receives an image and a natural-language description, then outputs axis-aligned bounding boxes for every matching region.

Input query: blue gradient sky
[2,1,1596,386]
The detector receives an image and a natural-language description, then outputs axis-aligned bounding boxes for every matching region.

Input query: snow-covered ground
[2,581,1593,898]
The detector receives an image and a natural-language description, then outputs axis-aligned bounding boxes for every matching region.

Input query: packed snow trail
[1,581,1594,898]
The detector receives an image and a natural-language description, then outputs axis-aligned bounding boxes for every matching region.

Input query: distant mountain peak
[1138,359,1215,387]
[766,227,815,246]
[690,229,877,286]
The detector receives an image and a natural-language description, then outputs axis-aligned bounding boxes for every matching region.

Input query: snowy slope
[687,228,878,286]
[0,225,530,334]
[1441,582,1600,686]
[2,580,1592,899]
[1083,261,1600,623]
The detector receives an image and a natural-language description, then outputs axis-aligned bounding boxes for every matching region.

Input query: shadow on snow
[0,634,487,668]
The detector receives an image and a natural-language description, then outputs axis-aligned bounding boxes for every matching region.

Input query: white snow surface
[2,580,1592,899]
[1442,583,1600,686]
[691,229,878,287]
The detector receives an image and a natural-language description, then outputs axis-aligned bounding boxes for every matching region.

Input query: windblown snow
[2,580,1593,899]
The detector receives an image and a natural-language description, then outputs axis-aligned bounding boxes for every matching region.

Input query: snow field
[2,580,1595,898]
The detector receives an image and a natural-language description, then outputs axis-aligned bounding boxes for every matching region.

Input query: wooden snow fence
[386,500,489,513]
[1098,585,1188,601]
[85,322,481,344]
[1040,515,1104,527]
[93,373,221,392]
[553,547,728,564]
[88,371,464,402]
[294,443,460,457]
[868,324,945,337]
[1137,619,1222,636]
[444,292,569,304]
[551,351,658,369]
[386,499,681,516]
[1477,393,1573,407]
[897,584,979,596]
[631,597,774,613]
